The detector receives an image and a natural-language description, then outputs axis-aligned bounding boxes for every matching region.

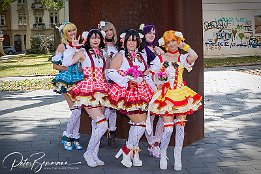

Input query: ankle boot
[132,147,142,166]
[61,135,73,151]
[160,151,168,170]
[115,146,132,168]
[72,138,83,150]
[174,147,182,171]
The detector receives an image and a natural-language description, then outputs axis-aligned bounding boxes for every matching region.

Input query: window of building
[18,0,25,4]
[18,13,26,25]
[0,14,6,26]
[34,12,43,23]
[50,12,59,25]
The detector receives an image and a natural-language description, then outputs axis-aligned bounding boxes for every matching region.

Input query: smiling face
[145,28,156,43]
[105,28,114,39]
[126,35,138,52]
[66,28,77,41]
[165,39,178,52]
[63,23,77,42]
[89,33,101,48]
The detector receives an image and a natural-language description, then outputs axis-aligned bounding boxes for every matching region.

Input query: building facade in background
[0,0,69,53]
[203,0,261,58]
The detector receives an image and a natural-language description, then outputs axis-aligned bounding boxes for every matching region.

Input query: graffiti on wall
[203,17,261,51]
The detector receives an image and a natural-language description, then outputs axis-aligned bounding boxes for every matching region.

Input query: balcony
[33,23,46,30]
[31,3,44,9]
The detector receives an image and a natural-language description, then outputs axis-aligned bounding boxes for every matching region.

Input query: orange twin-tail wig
[62,23,77,45]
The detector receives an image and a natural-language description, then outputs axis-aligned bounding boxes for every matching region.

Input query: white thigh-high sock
[108,109,117,131]
[65,108,81,137]
[104,107,110,120]
[175,124,185,148]
[93,140,100,158]
[154,117,164,143]
[160,122,174,151]
[126,122,146,149]
[84,115,108,157]
[145,115,155,146]
[174,119,185,171]
[72,118,80,139]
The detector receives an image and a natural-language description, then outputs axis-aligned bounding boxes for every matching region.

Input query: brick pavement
[0,67,260,174]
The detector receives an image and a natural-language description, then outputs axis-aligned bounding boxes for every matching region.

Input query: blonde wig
[61,23,77,45]
[101,22,117,44]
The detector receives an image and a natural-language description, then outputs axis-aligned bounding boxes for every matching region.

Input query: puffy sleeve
[180,53,194,72]
[51,52,63,65]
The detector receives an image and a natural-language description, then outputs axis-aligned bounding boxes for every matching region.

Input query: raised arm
[179,42,198,64]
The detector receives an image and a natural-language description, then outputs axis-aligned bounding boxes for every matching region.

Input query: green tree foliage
[41,0,64,10]
[0,0,13,11]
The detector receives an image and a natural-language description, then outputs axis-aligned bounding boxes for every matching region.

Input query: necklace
[105,38,113,42]
[168,49,179,54]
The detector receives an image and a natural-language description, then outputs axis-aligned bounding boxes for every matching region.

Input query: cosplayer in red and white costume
[68,29,109,167]
[105,29,155,168]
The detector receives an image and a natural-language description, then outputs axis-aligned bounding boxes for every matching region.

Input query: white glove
[129,76,143,83]
[106,69,129,88]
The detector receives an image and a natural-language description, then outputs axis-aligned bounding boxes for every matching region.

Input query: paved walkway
[0,67,260,174]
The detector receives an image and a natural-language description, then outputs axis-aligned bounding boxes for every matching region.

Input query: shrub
[28,35,54,54]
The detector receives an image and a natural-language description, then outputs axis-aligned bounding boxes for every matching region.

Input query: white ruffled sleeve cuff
[180,54,194,72]
[51,52,63,64]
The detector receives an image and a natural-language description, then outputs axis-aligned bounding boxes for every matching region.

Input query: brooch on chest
[90,48,103,59]
[163,61,179,68]
[127,52,143,63]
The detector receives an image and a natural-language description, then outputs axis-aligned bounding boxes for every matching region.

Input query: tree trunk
[25,2,31,51]
[0,38,5,57]
[54,26,61,50]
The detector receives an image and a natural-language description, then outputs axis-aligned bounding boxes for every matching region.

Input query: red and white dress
[68,49,108,108]
[105,50,154,115]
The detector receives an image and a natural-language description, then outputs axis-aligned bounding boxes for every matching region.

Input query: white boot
[132,148,142,166]
[115,146,132,168]
[93,141,105,166]
[174,147,182,171]
[83,151,98,167]
[160,151,168,169]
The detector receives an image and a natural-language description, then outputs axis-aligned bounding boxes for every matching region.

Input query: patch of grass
[204,56,261,68]
[0,54,57,77]
[0,78,53,91]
